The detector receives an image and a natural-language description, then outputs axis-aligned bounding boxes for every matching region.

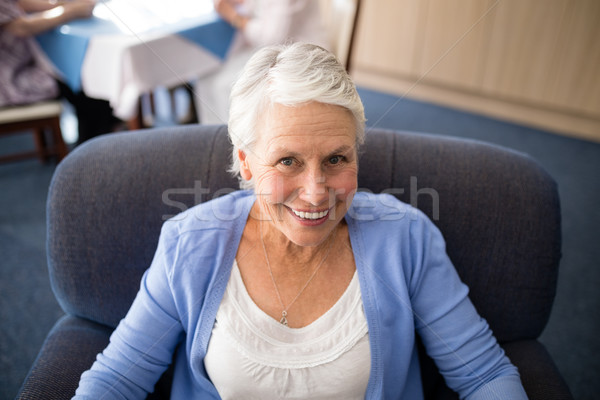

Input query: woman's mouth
[291,208,330,220]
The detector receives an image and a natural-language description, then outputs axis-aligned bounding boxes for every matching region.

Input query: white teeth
[292,209,329,220]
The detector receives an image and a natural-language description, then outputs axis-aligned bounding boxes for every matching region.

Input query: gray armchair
[17,125,572,399]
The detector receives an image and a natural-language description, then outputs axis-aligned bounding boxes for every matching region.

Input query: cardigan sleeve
[407,213,528,400]
[73,223,185,399]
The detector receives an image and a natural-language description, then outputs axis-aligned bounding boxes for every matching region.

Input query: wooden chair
[0,101,68,163]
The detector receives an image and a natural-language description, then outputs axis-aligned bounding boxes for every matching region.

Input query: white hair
[227,42,366,189]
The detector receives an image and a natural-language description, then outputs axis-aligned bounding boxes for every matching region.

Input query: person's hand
[62,0,95,19]
[213,0,235,20]
[214,0,246,29]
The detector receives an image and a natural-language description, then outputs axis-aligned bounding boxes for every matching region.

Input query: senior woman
[73,43,527,399]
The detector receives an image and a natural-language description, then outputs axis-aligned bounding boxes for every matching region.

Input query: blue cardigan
[75,191,526,399]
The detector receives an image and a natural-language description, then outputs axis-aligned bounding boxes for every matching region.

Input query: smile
[291,209,329,220]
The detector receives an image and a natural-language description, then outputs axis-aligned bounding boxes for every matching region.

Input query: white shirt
[204,261,371,399]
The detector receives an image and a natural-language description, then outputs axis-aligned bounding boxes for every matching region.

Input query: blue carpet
[0,159,63,399]
[1,87,598,399]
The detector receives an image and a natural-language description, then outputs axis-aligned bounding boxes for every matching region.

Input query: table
[36,0,235,125]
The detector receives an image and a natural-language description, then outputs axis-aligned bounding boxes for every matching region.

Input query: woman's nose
[298,169,328,205]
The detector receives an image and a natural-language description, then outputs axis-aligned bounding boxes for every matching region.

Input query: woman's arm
[408,214,528,399]
[73,225,185,399]
[18,0,63,12]
[3,0,94,37]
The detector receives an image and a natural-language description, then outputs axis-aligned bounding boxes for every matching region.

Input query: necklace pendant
[280,311,288,326]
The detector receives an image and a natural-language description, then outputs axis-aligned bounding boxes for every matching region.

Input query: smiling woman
[239,102,358,247]
[72,43,529,399]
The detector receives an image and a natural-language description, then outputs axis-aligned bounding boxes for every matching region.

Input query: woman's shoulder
[348,191,426,224]
[162,190,254,236]
[347,191,441,247]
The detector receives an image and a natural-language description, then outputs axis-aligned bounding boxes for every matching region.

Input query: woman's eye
[329,155,344,165]
[279,158,294,166]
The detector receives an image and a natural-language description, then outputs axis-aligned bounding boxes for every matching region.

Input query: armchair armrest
[16,315,112,400]
[419,339,573,400]
[17,315,176,399]
[503,339,573,400]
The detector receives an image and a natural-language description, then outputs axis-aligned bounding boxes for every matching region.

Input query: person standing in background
[195,0,329,124]
[0,0,121,146]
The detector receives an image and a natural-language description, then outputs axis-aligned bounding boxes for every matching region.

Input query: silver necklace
[259,220,336,326]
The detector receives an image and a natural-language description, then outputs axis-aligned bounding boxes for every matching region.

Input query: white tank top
[204,261,371,399]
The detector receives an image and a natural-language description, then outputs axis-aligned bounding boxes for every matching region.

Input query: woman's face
[239,101,358,247]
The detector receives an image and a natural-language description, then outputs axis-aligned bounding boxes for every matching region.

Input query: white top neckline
[204,260,371,399]
[217,260,368,368]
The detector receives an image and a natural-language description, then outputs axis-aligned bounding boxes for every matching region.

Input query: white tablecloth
[66,0,232,119]
[82,32,222,119]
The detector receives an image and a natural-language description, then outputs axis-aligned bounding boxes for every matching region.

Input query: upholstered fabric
[356,129,561,342]
[17,125,571,399]
[46,125,237,328]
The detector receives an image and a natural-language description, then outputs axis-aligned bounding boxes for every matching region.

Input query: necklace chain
[259,220,336,326]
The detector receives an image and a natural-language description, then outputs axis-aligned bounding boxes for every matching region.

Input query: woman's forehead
[258,102,356,141]
[267,140,356,156]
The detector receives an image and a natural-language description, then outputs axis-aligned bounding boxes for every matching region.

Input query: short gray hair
[227,42,366,189]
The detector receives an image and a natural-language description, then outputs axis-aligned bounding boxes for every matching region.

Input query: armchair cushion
[17,316,111,399]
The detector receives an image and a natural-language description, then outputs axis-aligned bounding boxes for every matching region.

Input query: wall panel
[351,0,600,142]
[417,0,493,90]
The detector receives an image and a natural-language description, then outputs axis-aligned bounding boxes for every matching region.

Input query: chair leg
[168,87,177,120]
[148,91,156,116]
[183,84,199,124]
[127,98,145,130]
[50,116,68,161]
[33,126,48,163]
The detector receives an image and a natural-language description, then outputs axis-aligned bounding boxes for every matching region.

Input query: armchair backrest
[47,125,560,342]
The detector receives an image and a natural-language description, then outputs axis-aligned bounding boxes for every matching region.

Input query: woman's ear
[238,150,252,181]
